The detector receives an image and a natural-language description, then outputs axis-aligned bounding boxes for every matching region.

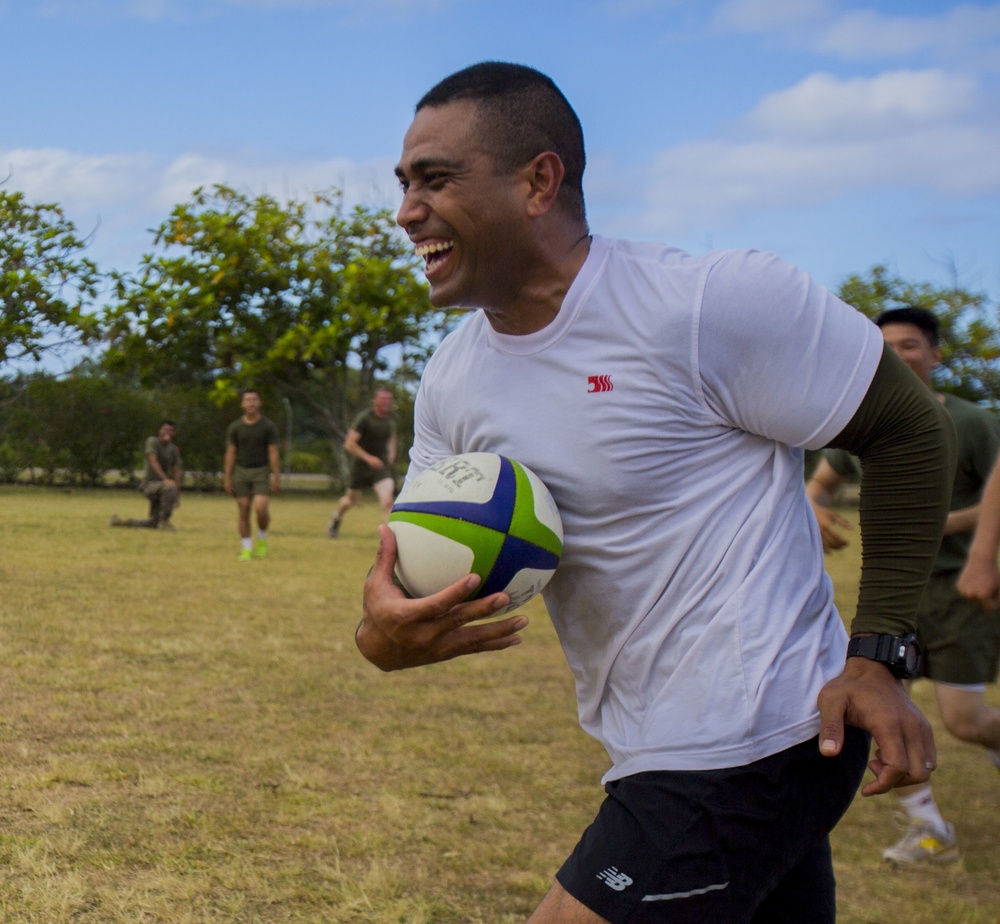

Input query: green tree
[0,188,101,367]
[2,367,152,485]
[102,185,452,451]
[838,265,1000,404]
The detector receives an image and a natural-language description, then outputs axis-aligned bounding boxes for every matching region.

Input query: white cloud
[741,69,978,140]
[599,67,1000,236]
[709,1,1000,66]
[817,5,1000,61]
[1,148,155,208]
[1,145,398,272]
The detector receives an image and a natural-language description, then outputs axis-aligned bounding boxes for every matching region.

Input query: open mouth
[414,240,454,273]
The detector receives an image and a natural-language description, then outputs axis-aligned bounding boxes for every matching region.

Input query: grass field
[1,486,997,923]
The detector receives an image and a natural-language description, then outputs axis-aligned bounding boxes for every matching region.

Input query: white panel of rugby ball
[388,452,564,614]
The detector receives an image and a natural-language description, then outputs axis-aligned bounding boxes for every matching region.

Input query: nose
[396,185,427,231]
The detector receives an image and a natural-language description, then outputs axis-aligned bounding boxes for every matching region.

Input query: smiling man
[359,62,956,923]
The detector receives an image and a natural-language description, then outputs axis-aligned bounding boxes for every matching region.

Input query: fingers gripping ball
[388,453,563,614]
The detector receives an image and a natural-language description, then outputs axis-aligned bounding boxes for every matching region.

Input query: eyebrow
[395,156,464,180]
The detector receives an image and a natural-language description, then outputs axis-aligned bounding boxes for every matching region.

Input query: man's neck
[485,230,591,336]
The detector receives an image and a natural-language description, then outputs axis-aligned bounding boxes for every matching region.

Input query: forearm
[827,343,956,636]
[806,482,833,507]
[944,504,979,537]
[967,461,1000,565]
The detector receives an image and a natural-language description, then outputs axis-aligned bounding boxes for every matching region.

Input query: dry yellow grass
[0,488,997,922]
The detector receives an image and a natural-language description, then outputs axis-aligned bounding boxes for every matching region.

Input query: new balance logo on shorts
[588,374,613,393]
[596,866,634,891]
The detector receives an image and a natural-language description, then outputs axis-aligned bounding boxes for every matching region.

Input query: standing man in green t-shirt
[224,389,281,561]
[328,387,397,538]
[111,419,182,529]
[807,306,1000,865]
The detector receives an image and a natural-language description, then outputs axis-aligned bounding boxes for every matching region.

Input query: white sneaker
[882,817,959,864]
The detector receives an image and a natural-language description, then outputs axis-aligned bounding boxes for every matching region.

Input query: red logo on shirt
[588,375,613,393]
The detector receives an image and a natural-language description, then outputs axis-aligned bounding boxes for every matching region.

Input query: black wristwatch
[846,633,922,679]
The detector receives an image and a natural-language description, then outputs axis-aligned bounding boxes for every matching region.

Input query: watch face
[895,634,922,678]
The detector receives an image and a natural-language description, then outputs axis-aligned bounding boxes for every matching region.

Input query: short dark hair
[875,306,940,347]
[417,61,586,222]
[159,419,176,429]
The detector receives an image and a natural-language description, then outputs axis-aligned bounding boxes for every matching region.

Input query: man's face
[395,100,528,310]
[241,392,262,415]
[158,423,176,443]
[880,322,940,387]
[373,391,393,417]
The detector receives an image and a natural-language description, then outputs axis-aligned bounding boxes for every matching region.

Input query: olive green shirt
[351,408,396,465]
[226,416,280,469]
[142,436,181,487]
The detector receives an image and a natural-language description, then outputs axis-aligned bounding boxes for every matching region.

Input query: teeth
[414,241,453,257]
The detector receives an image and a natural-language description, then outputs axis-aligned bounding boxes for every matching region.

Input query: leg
[373,476,396,522]
[236,497,252,539]
[329,489,361,537]
[528,881,610,924]
[110,515,157,528]
[749,837,834,924]
[158,483,179,525]
[254,495,271,533]
[935,684,1000,749]
[141,481,164,525]
[543,731,868,924]
[337,489,361,520]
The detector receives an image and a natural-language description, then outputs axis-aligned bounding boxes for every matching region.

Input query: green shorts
[918,572,1000,685]
[232,465,272,498]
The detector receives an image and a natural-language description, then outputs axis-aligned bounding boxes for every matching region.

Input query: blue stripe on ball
[478,534,562,598]
[391,456,518,532]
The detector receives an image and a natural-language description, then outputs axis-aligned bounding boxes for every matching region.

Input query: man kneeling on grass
[111,420,182,530]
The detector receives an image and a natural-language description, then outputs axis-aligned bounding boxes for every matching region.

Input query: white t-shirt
[409,235,883,780]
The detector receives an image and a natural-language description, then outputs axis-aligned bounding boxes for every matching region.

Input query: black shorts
[556,728,870,924]
[349,462,392,492]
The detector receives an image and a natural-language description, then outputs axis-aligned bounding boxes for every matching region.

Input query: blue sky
[3,0,999,372]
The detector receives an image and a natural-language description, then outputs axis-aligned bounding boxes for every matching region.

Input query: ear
[522,151,565,218]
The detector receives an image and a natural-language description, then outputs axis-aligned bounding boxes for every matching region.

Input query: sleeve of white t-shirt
[406,348,460,484]
[696,249,884,450]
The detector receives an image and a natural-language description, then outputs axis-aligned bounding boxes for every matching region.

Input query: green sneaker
[255,538,268,558]
[238,548,253,562]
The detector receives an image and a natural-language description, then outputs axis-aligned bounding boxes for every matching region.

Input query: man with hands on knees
[358,61,954,924]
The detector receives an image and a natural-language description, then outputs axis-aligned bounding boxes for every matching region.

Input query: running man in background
[111,420,182,530]
[807,305,1000,864]
[328,387,397,538]
[223,389,281,561]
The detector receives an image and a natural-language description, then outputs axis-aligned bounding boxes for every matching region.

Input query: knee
[940,707,984,742]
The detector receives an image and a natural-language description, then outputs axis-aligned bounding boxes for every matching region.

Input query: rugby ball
[388,452,563,613]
